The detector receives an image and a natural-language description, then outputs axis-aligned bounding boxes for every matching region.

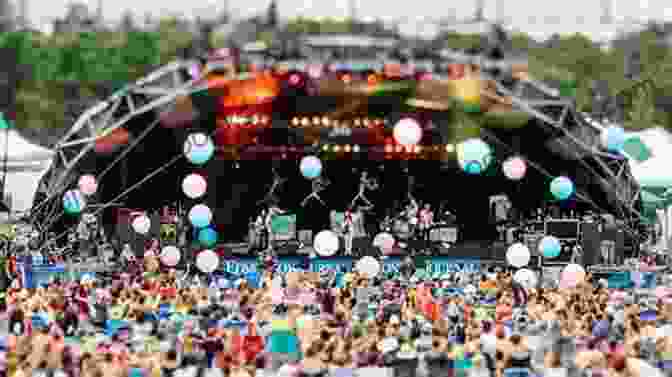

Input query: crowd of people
[0,250,669,377]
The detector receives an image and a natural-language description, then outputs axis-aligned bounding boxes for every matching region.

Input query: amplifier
[545,219,580,240]
[429,226,458,243]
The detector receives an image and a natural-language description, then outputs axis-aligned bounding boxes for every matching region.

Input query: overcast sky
[21,0,672,40]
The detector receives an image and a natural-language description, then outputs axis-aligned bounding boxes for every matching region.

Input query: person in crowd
[3,249,670,377]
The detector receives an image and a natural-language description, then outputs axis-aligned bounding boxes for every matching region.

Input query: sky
[19,0,672,40]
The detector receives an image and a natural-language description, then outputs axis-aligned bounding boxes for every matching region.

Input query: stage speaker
[581,222,601,266]
[429,226,458,243]
[601,227,624,265]
[298,230,313,245]
[353,237,377,257]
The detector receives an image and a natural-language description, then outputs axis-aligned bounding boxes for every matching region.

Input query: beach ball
[299,155,323,179]
[561,264,585,288]
[601,125,626,152]
[77,175,98,196]
[539,236,561,258]
[314,230,339,256]
[464,161,483,175]
[550,176,574,200]
[196,250,219,273]
[393,118,423,146]
[182,174,207,199]
[62,190,86,215]
[502,156,527,180]
[373,232,396,254]
[131,215,151,235]
[457,138,492,174]
[514,268,537,290]
[188,204,212,228]
[198,228,218,247]
[183,133,214,165]
[160,246,180,267]
[356,256,381,278]
[506,243,530,268]
[308,64,323,79]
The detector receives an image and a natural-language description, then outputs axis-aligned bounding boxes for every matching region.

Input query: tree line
[2,18,671,132]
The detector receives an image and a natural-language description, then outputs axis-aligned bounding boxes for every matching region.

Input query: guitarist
[264,200,286,253]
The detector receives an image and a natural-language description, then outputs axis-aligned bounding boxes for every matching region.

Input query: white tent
[0,130,54,212]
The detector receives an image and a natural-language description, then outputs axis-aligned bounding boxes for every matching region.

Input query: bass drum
[393,220,412,240]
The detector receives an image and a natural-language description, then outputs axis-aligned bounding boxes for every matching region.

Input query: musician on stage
[342,204,371,256]
[253,209,267,251]
[418,203,434,248]
[343,206,356,256]
[264,201,285,253]
[404,194,419,235]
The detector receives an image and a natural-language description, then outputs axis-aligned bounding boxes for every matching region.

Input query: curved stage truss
[30,57,645,249]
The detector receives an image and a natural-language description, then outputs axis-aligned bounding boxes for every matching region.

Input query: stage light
[395,145,403,153]
[333,145,341,152]
[321,116,330,126]
[404,145,413,153]
[415,145,422,153]
[345,144,351,152]
[342,74,352,84]
[301,117,310,127]
[252,115,259,124]
[353,145,360,152]
[367,74,378,85]
[363,118,370,127]
[384,144,393,153]
[313,116,320,125]
[261,115,270,125]
[289,73,302,86]
[322,144,329,151]
[332,120,339,127]
[291,117,299,126]
[354,118,361,127]
[445,144,455,152]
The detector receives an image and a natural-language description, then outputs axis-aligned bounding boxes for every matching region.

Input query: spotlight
[291,117,299,127]
[445,144,455,152]
[344,145,351,152]
[321,116,330,126]
[384,145,393,153]
[301,117,310,127]
[353,145,360,152]
[289,74,302,86]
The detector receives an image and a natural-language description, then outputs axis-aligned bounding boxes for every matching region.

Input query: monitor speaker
[581,222,601,266]
[601,227,624,265]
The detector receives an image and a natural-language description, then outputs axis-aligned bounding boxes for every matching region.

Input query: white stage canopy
[0,130,54,212]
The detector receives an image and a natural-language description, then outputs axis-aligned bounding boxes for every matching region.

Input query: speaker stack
[580,222,601,266]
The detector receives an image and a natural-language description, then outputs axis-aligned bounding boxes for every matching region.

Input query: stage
[215,239,514,261]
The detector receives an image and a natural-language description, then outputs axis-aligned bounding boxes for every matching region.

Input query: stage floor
[215,239,513,260]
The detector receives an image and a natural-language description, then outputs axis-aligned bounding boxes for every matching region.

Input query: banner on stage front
[218,256,480,276]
